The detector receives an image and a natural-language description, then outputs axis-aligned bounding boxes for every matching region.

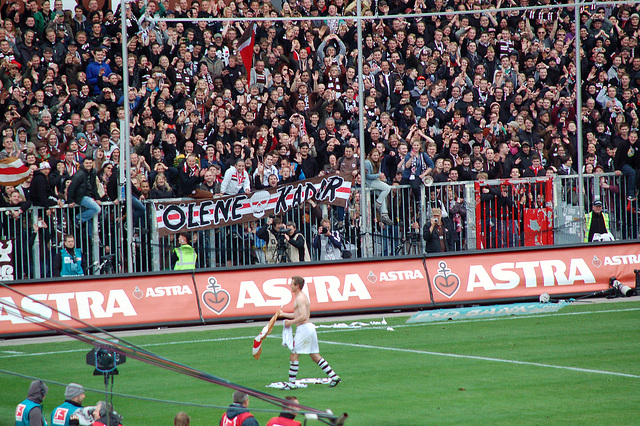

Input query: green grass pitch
[1,300,639,425]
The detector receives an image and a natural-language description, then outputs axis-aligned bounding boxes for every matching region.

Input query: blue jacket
[86,60,112,94]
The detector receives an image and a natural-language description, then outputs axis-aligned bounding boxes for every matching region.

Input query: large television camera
[86,346,126,376]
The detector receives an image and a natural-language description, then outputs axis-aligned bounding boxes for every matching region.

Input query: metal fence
[2,173,637,281]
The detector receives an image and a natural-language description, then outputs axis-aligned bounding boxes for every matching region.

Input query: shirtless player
[280,276,341,388]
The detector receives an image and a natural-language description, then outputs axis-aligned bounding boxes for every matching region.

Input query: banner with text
[1,243,637,336]
[154,174,352,237]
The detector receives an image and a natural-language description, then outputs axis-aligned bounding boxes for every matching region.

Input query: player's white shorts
[293,323,319,354]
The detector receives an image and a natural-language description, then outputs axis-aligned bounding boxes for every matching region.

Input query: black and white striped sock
[289,361,299,382]
[316,357,338,379]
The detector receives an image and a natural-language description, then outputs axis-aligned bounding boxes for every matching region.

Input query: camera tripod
[395,233,422,255]
[273,241,291,263]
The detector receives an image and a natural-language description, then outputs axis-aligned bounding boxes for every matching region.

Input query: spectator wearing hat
[514,140,535,171]
[212,33,230,66]
[409,75,427,103]
[73,132,94,160]
[51,383,86,426]
[585,199,610,242]
[60,122,76,145]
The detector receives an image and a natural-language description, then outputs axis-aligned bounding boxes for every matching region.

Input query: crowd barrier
[0,173,637,281]
[1,241,638,336]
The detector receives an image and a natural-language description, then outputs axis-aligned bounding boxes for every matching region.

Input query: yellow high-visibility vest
[174,245,197,270]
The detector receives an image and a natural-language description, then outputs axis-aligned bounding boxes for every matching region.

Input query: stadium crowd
[0,0,639,266]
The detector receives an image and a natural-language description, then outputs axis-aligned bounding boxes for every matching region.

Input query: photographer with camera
[257,217,310,263]
[91,401,123,426]
[423,208,454,253]
[312,219,343,260]
[257,216,287,263]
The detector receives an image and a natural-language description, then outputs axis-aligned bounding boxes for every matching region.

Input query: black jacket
[67,165,98,204]
[29,171,58,208]
[423,217,455,253]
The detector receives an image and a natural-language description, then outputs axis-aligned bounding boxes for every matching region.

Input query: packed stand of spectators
[0,0,638,261]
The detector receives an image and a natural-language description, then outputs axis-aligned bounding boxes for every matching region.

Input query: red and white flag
[253,310,280,360]
[0,157,30,186]
[238,22,256,79]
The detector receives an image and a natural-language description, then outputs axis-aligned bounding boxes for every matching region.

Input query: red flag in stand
[238,22,256,86]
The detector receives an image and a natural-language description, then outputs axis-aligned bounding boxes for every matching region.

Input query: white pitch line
[319,340,640,379]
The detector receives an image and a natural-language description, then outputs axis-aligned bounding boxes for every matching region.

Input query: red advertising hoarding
[1,243,638,336]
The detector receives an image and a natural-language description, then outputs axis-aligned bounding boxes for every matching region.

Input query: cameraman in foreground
[257,217,311,263]
[312,218,343,260]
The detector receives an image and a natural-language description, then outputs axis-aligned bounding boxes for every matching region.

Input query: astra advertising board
[0,243,638,336]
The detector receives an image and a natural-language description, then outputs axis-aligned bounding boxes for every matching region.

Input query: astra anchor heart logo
[202,277,231,315]
[132,286,143,300]
[433,261,461,298]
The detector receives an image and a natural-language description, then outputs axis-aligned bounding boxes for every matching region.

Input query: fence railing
[2,173,637,281]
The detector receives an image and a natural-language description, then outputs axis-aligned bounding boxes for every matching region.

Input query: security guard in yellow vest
[585,199,610,242]
[173,233,197,270]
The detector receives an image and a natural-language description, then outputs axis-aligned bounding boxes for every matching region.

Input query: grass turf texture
[1,300,639,425]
